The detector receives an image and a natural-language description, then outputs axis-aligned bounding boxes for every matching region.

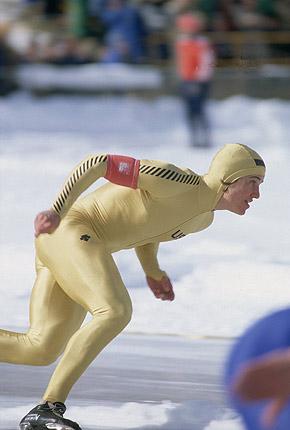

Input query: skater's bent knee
[30,348,62,366]
[26,333,64,365]
[106,302,132,328]
[94,301,132,329]
[114,302,133,327]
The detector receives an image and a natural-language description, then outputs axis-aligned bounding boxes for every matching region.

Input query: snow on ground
[16,64,163,91]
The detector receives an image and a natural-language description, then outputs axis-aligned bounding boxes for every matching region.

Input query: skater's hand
[34,209,61,237]
[146,275,175,301]
[233,348,290,427]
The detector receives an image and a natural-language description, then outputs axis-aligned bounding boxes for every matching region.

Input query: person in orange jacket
[175,12,215,148]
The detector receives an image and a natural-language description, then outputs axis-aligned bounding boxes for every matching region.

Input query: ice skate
[19,401,82,430]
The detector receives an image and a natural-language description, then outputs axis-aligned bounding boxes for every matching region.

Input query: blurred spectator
[167,0,237,31]
[232,0,281,31]
[88,0,105,14]
[23,0,65,19]
[100,0,147,63]
[26,34,97,64]
[276,0,290,29]
[166,0,194,16]
[175,12,215,148]
[67,0,89,38]
[86,1,106,40]
[43,0,65,18]
[276,0,290,56]
[232,0,282,61]
[100,30,130,62]
[0,32,19,94]
[167,1,237,58]
[140,0,170,62]
[1,0,288,69]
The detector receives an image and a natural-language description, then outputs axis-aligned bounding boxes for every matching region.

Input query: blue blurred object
[100,30,129,63]
[225,308,290,429]
[100,0,147,63]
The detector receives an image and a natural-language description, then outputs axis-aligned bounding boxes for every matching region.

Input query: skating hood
[203,144,266,209]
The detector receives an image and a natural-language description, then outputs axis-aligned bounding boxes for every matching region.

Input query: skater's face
[218,175,264,215]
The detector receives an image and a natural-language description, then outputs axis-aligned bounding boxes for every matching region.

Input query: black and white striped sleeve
[52,154,108,218]
[137,159,200,197]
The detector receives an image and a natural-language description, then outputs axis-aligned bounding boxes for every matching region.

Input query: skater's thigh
[36,223,132,315]
[29,257,87,343]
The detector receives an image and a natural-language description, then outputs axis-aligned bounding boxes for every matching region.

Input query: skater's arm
[52,154,108,218]
[135,243,163,279]
[53,154,199,216]
[105,155,200,197]
[35,153,200,236]
[137,159,200,198]
[34,154,108,236]
[135,243,175,301]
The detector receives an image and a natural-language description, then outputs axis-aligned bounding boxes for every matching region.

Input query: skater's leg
[0,257,86,365]
[180,82,203,147]
[198,82,211,147]
[36,228,132,403]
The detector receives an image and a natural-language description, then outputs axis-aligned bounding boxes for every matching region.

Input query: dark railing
[147,31,290,68]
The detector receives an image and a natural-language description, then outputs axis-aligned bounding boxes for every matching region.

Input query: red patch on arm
[105,155,140,188]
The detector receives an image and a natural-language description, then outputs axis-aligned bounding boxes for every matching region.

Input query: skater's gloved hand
[146,275,175,301]
[34,209,61,237]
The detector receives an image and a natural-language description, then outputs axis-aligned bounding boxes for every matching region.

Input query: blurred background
[0,0,290,98]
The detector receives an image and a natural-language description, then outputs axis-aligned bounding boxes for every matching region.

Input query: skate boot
[19,401,82,430]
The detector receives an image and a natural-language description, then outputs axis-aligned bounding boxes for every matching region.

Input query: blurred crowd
[0,0,289,142]
[0,0,289,68]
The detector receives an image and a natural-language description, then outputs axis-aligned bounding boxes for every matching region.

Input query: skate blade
[19,424,35,430]
[20,422,78,430]
[45,423,77,430]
